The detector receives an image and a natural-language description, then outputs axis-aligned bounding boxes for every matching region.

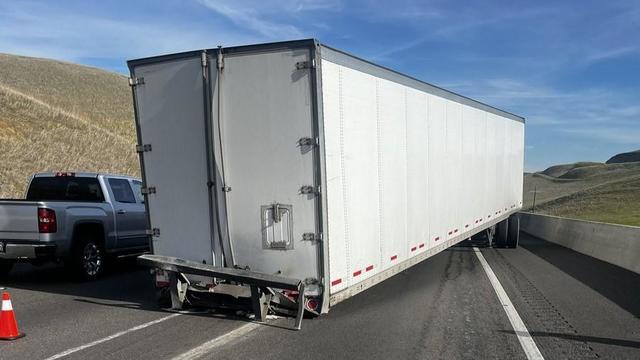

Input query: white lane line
[44,313,182,360]
[473,247,544,360]
[171,322,261,360]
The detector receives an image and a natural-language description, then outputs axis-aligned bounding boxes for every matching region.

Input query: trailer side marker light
[390,255,398,261]
[419,243,425,248]
[353,270,362,277]
[331,279,342,286]
[411,246,417,252]
[366,265,374,272]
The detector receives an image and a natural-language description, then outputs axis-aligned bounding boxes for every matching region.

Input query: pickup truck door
[106,177,147,250]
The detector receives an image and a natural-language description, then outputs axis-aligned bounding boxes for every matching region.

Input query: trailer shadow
[0,259,162,312]
[519,233,640,318]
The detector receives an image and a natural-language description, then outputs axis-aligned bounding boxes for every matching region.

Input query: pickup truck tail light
[38,208,57,233]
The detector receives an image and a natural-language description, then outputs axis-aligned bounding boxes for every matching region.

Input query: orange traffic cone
[0,291,24,340]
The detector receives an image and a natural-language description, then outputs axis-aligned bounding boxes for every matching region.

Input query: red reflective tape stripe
[435,236,440,241]
[448,231,453,235]
[331,279,342,286]
[390,255,398,261]
[465,224,469,228]
[419,243,425,248]
[411,246,417,252]
[366,265,374,272]
[353,270,362,277]
[454,229,458,233]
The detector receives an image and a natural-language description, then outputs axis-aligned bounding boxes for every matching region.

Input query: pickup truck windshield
[26,177,104,202]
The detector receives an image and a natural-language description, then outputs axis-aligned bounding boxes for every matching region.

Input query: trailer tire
[495,219,509,248]
[0,260,13,278]
[507,215,520,248]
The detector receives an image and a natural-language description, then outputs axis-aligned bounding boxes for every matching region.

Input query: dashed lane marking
[44,313,182,360]
[171,322,261,360]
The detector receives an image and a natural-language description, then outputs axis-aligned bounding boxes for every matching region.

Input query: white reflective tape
[1,300,13,311]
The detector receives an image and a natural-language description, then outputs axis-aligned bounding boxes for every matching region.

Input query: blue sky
[0,0,638,171]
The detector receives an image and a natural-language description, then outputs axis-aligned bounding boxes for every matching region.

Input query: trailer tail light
[37,208,57,233]
[305,298,319,312]
[54,172,75,177]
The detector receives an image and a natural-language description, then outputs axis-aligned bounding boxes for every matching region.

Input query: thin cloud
[197,0,305,39]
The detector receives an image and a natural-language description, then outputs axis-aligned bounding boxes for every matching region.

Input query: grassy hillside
[533,176,640,227]
[0,53,138,198]
[524,159,640,226]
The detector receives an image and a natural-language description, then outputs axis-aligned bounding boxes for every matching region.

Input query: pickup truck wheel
[0,260,13,278]
[72,239,105,281]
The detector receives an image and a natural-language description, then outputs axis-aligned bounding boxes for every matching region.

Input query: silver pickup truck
[0,172,148,280]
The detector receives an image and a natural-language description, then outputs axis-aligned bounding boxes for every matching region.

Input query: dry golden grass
[0,53,138,198]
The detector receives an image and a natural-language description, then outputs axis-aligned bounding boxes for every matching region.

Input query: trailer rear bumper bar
[137,254,306,329]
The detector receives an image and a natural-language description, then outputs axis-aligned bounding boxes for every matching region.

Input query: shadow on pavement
[519,233,640,318]
[0,258,161,312]
[499,330,640,349]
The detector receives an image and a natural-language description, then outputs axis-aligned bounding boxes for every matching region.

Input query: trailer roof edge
[126,38,524,123]
[319,44,525,123]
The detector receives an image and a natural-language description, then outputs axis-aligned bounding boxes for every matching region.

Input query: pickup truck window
[131,180,144,203]
[26,177,104,202]
[108,178,136,203]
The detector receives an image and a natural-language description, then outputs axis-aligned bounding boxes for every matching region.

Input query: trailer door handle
[117,209,127,215]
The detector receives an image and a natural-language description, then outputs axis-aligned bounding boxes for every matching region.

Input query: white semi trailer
[128,39,524,328]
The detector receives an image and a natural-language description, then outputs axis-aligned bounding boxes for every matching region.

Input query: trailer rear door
[130,55,219,266]
[214,47,320,282]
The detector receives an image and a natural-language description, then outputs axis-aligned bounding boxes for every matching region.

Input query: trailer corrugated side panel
[319,46,524,304]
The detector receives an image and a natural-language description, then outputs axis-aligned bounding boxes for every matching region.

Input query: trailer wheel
[507,215,520,248]
[0,260,13,278]
[495,219,509,248]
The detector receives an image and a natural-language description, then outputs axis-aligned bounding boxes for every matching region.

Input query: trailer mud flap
[138,254,306,330]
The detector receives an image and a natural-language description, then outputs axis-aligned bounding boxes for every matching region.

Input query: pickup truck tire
[0,260,13,278]
[71,238,106,281]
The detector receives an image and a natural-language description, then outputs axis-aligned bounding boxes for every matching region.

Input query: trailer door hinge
[146,228,160,237]
[297,137,318,147]
[136,144,152,153]
[295,59,315,70]
[128,77,144,86]
[141,186,156,195]
[302,233,322,242]
[300,185,320,195]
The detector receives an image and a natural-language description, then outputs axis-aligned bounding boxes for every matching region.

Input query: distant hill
[606,150,640,164]
[0,53,138,198]
[524,151,640,227]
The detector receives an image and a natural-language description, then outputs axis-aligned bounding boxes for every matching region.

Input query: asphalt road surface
[1,233,638,360]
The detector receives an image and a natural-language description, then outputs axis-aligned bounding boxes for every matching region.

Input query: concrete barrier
[519,212,640,274]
